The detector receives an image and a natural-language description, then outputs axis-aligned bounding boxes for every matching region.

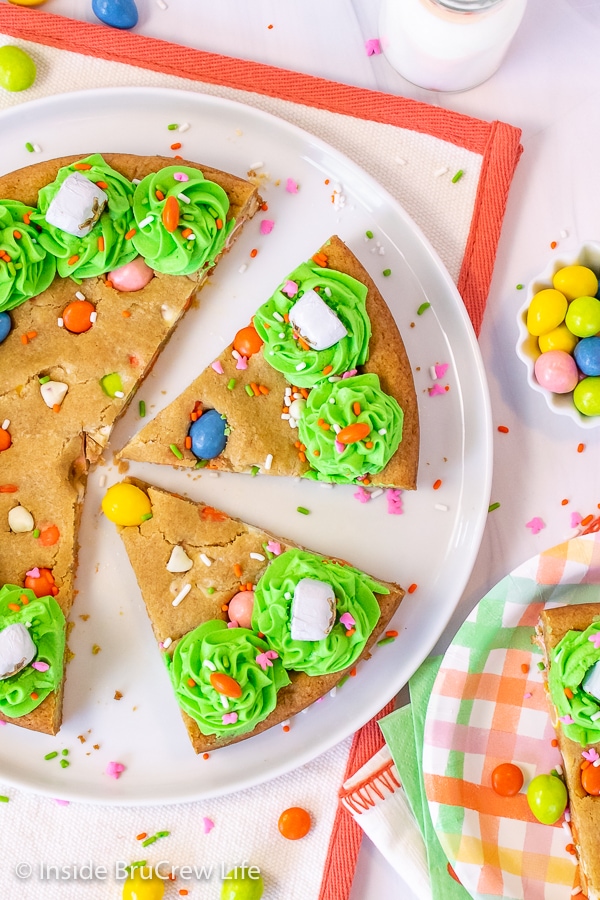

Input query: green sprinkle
[417,302,431,316]
[222,655,230,669]
[194,459,208,469]
[0,795,9,802]
[250,465,260,477]
[140,512,153,522]
[61,748,69,756]
[377,636,396,646]
[245,384,254,397]
[130,860,147,871]
[139,400,146,418]
[206,587,215,595]
[7,262,15,277]
[167,123,179,131]
[297,506,310,516]
[44,751,58,760]
[141,836,158,847]
[60,759,70,769]
[516,283,524,290]
[38,375,51,384]
[156,831,170,838]
[537,661,546,671]
[227,378,236,391]
[169,443,184,460]
[451,169,464,183]
[488,502,501,512]
[25,142,34,153]
[337,675,350,688]
[365,230,374,239]
[382,268,391,277]
[32,529,40,539]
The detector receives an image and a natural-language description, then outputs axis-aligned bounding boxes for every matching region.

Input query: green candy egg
[526,774,567,825]
[565,295,600,338]
[220,869,264,900]
[573,376,600,416]
[526,289,567,337]
[0,45,36,93]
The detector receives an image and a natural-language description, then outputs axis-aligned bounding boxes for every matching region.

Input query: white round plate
[0,87,492,804]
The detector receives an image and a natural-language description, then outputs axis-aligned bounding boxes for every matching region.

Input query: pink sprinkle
[222,712,238,725]
[202,816,215,834]
[267,541,282,556]
[106,761,125,779]
[434,363,449,380]
[583,748,600,762]
[31,661,49,672]
[235,355,248,370]
[354,486,371,504]
[526,517,545,535]
[588,633,600,649]
[335,440,344,454]
[342,369,358,379]
[282,280,299,297]
[256,650,278,671]
[0,720,6,726]
[387,488,403,515]
[340,612,356,629]
[559,715,574,724]
[260,219,275,235]
[428,384,446,397]
[365,38,382,56]
[26,567,40,578]
[571,511,583,528]
[524,692,532,699]
[211,360,224,375]
[227,620,239,629]
[54,798,70,806]
[285,178,298,194]
[173,172,189,182]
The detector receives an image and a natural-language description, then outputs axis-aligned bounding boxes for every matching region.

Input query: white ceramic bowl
[516,241,600,428]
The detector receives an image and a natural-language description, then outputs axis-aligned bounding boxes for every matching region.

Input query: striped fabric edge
[340,756,401,815]
[0,5,523,336]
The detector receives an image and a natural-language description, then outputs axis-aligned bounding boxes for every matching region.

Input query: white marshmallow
[288,398,306,421]
[45,172,108,237]
[40,380,68,409]
[0,623,36,679]
[583,660,600,701]
[166,545,194,573]
[289,289,348,351]
[290,578,336,642]
[7,505,34,533]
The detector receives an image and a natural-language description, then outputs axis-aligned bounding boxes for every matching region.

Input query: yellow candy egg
[538,323,579,354]
[552,265,599,302]
[101,483,152,526]
[526,289,568,336]
[122,866,165,900]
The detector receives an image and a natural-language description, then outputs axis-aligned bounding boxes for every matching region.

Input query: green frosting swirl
[131,166,234,276]
[166,619,290,738]
[0,585,65,718]
[298,373,404,483]
[32,154,137,279]
[0,200,56,312]
[253,261,371,388]
[252,548,386,676]
[548,621,600,745]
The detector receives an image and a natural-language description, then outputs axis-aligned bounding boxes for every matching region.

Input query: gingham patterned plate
[423,532,600,900]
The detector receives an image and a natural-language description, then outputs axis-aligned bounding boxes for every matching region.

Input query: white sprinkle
[178,193,191,205]
[98,475,106,488]
[370,489,384,500]
[296,362,306,371]
[178,122,190,133]
[239,264,248,274]
[264,453,273,470]
[560,229,569,239]
[231,349,241,360]
[272,311,284,322]
[1,419,9,430]
[329,397,336,404]
[114,391,125,399]
[132,178,141,185]
[278,332,286,339]
[249,161,264,170]
[293,392,302,400]
[187,233,196,241]
[200,553,213,567]
[57,317,64,328]
[328,375,341,382]
[220,694,230,709]
[329,687,337,698]
[434,166,449,178]
[75,291,86,301]
[379,428,387,435]
[435,503,449,512]
[289,417,297,428]
[319,482,334,489]
[378,245,385,255]
[594,758,600,767]
[395,156,407,166]
[281,413,291,420]
[33,144,41,153]
[563,821,572,839]
[332,423,341,434]
[555,763,563,775]
[284,387,292,397]
[284,592,292,600]
[571,888,582,896]
[162,636,172,649]
[590,710,600,721]
[565,809,571,822]
[172,583,191,607]
[156,0,168,8]
[429,366,439,380]
[90,311,97,323]
[250,552,265,561]
[207,471,219,478]
[202,659,216,671]
[138,214,154,229]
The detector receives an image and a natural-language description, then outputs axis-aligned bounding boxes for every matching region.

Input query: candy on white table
[166,545,193,573]
[0,623,36,679]
[290,578,336,641]
[583,660,600,701]
[40,380,68,409]
[289,289,347,350]
[45,172,107,237]
[7,505,34,533]
[288,398,306,421]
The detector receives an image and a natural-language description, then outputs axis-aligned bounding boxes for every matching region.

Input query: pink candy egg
[109,256,154,292]
[228,590,255,629]
[534,349,579,393]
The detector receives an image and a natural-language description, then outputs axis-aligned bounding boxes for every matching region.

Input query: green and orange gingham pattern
[422,532,600,900]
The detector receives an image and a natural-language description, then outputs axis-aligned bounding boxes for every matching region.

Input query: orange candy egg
[162,195,180,233]
[337,422,370,445]
[62,299,95,334]
[210,672,242,699]
[581,761,600,796]
[233,324,263,358]
[491,762,524,797]
[278,806,312,840]
[0,428,11,451]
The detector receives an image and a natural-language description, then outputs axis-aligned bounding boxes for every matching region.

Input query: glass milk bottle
[379,0,527,92]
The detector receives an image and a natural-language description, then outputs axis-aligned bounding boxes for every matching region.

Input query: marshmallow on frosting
[0,623,36,680]
[288,289,348,351]
[583,660,600,702]
[45,172,108,237]
[290,577,336,642]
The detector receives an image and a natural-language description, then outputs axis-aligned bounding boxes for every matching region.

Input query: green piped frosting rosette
[131,165,234,276]
[253,261,371,388]
[251,548,386,676]
[0,200,56,312]
[298,373,403,483]
[548,620,600,745]
[166,619,290,739]
[0,585,65,718]
[32,154,137,279]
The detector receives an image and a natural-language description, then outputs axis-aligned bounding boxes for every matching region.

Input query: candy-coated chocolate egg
[526,289,567,336]
[337,422,371,444]
[278,806,312,840]
[228,591,255,629]
[92,0,139,29]
[101,483,152,526]
[0,45,36,92]
[534,350,578,394]
[553,265,599,301]
[24,567,57,597]
[109,257,154,292]
[233,324,263,358]
[0,428,11,451]
[100,372,124,398]
[581,761,600,796]
[538,323,578,355]
[574,336,600,377]
[161,195,179,232]
[220,869,264,900]
[8,0,48,5]
[491,762,524,797]
[62,300,95,334]
[526,774,567,824]
[122,866,164,900]
[210,671,242,698]
[565,295,600,337]
[574,377,600,416]
[189,408,228,460]
[0,312,11,343]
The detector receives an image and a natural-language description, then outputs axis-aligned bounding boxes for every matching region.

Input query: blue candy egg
[92,0,138,29]
[574,335,600,376]
[189,409,228,460]
[0,312,11,344]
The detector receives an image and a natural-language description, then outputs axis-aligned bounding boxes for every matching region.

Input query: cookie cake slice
[0,152,259,735]
[102,478,405,753]
[118,235,420,490]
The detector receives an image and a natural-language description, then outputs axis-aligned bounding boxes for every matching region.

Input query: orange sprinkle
[184,436,192,450]
[298,336,310,351]
[170,142,182,150]
[282,724,290,733]
[322,365,333,375]
[521,663,530,674]
[353,402,361,416]
[22,212,31,225]
[564,687,574,699]
[68,254,80,266]
[215,218,223,230]
[104,279,113,288]
[346,628,356,637]
[95,180,108,189]
[300,388,309,400]
[187,678,196,688]
[155,189,165,201]
[433,479,442,490]
[124,228,136,240]
[386,630,399,638]
[362,477,371,485]
[319,421,330,430]
[19,595,29,605]
[203,753,210,760]
[250,382,260,396]
[261,202,269,211]
[52,404,61,414]
[13,230,22,240]
[73,162,92,170]
[246,582,253,592]
[250,248,258,258]
[497,425,509,433]
[364,441,374,449]
[221,604,229,612]
[312,251,328,267]
[298,452,306,463]
[324,179,330,185]
[565,844,576,855]
[313,450,320,457]
[201,506,227,522]
[136,833,148,841]
[550,241,557,249]
[263,321,271,329]
[350,667,357,677]
[561,498,569,506]
[407,583,418,594]
[30,692,39,700]
[21,334,28,345]
[582,514,594,526]
[181,228,193,238]
[179,892,189,897]
[258,385,269,395]
[283,313,290,323]
[97,236,105,252]
[294,441,301,448]
[233,563,243,578]
[8,603,20,612]
[0,485,18,493]
[578,443,585,453]
[27,330,37,340]
[190,412,198,422]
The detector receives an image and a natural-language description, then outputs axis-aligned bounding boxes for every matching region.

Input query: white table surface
[5,0,600,897]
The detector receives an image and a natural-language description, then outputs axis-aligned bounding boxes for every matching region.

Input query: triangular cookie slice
[104,479,404,753]
[0,153,259,734]
[119,235,419,489]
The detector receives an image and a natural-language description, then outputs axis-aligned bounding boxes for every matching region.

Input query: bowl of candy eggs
[516,242,600,427]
